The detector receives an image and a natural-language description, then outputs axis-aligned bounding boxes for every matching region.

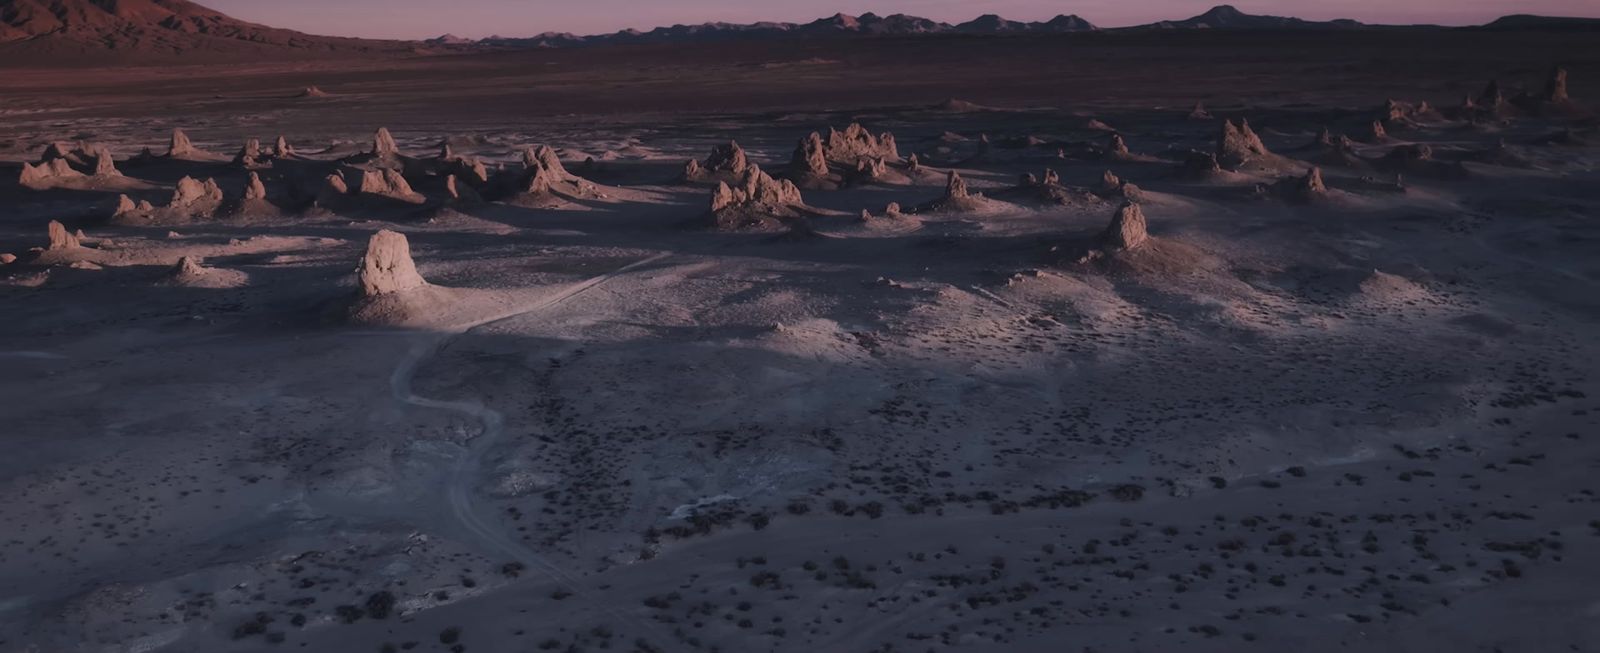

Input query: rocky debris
[1217,119,1271,168]
[825,123,898,164]
[47,220,82,250]
[1100,202,1149,251]
[1188,101,1213,120]
[372,128,400,157]
[359,230,427,296]
[708,164,807,230]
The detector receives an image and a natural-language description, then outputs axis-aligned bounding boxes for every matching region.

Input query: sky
[202,0,1600,40]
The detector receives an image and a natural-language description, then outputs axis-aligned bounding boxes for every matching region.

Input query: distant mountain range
[2,1,1596,62]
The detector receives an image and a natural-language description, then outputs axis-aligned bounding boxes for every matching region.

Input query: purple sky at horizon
[202,1,1600,40]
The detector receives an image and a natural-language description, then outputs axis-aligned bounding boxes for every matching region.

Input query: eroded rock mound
[359,230,427,296]
[1278,167,1328,203]
[19,159,83,189]
[1188,101,1213,120]
[1217,119,1271,168]
[47,220,81,251]
[708,164,807,230]
[1100,202,1149,251]
[358,169,426,204]
[787,132,837,188]
[684,141,752,182]
[373,128,400,157]
[826,123,898,164]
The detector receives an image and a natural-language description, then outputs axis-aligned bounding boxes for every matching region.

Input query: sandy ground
[1,35,1599,653]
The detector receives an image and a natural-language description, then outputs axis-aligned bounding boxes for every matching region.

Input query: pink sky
[204,0,1600,40]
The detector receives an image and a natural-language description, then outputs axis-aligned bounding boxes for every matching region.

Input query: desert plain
[1,22,1599,653]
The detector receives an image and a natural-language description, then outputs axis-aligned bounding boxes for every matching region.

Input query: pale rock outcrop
[19,159,83,189]
[1281,167,1328,203]
[359,230,427,296]
[47,220,81,250]
[790,132,831,178]
[274,136,296,158]
[1216,119,1271,168]
[171,176,224,208]
[372,128,400,157]
[167,129,196,158]
[1100,203,1149,251]
[93,146,120,177]
[243,172,268,201]
[358,169,426,204]
[234,138,266,167]
[825,123,898,164]
[708,164,807,230]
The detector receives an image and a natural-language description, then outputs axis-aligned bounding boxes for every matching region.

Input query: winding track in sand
[386,252,673,624]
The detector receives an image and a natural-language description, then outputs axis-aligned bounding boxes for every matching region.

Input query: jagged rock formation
[1217,119,1271,168]
[684,141,752,182]
[1096,170,1145,202]
[372,128,400,157]
[274,136,296,158]
[359,230,427,296]
[1188,101,1213,120]
[93,146,119,177]
[171,176,223,208]
[234,138,267,167]
[1100,203,1149,251]
[495,145,596,203]
[1280,167,1328,203]
[357,169,426,204]
[913,170,990,213]
[19,159,83,189]
[47,220,81,250]
[1104,133,1133,160]
[1513,66,1585,116]
[162,128,222,161]
[708,164,807,230]
[786,132,837,189]
[825,123,898,164]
